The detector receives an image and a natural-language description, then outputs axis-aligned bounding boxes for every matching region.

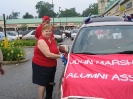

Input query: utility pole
[3,14,8,48]
[52,0,54,27]
[59,7,61,30]
[66,17,67,30]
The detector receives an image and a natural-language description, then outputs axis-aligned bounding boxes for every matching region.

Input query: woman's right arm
[37,39,61,59]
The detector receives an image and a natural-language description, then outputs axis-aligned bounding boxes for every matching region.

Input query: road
[0,38,73,99]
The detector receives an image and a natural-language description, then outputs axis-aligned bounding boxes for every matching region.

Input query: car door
[31,30,35,39]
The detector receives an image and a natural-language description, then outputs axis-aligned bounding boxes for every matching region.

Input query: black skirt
[32,62,56,86]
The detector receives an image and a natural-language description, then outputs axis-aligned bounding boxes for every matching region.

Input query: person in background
[0,49,5,76]
[32,24,66,99]
[35,15,54,40]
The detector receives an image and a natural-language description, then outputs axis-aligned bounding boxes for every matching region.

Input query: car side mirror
[59,45,69,53]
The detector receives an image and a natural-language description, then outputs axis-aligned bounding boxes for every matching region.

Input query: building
[98,0,110,15]
[100,0,133,17]
[0,15,98,31]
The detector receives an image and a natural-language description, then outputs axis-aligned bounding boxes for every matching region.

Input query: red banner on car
[62,54,133,99]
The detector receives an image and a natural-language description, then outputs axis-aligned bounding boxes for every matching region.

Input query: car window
[18,31,24,34]
[31,31,35,35]
[22,30,32,35]
[54,29,61,35]
[72,25,133,54]
[72,29,79,33]
[7,33,16,36]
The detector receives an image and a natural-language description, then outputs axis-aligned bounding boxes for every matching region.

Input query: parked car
[71,29,79,40]
[59,22,133,99]
[64,30,71,38]
[21,30,32,38]
[0,32,12,41]
[6,31,19,40]
[0,33,5,41]
[17,31,28,39]
[7,31,18,35]
[53,29,63,42]
[22,30,35,40]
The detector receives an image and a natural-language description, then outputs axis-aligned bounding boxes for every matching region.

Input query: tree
[21,24,28,31]
[59,8,81,17]
[6,16,9,19]
[8,12,20,19]
[35,1,56,18]
[82,3,98,17]
[23,12,34,19]
[34,16,38,18]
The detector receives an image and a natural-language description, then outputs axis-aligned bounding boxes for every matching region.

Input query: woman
[32,24,66,99]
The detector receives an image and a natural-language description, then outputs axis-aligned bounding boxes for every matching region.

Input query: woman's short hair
[42,24,52,31]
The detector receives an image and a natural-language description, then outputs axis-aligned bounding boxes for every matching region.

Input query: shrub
[0,40,26,61]
[0,40,36,47]
[1,47,25,61]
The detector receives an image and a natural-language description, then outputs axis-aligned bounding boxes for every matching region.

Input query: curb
[22,46,35,48]
[2,58,29,65]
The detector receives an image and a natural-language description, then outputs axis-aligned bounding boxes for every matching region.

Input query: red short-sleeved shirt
[35,24,54,39]
[32,35,59,67]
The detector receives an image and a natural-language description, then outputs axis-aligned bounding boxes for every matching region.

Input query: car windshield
[72,25,133,54]
[72,29,78,33]
[18,31,24,34]
[54,29,61,35]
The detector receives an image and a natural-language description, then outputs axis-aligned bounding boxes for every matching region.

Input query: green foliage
[0,40,36,48]
[8,12,20,19]
[55,40,58,45]
[82,3,98,17]
[21,24,28,31]
[19,40,36,46]
[0,40,36,61]
[23,12,34,19]
[35,1,56,18]
[1,47,25,61]
[59,8,81,17]
[35,2,98,18]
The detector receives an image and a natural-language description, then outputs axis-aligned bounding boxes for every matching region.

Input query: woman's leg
[45,67,56,99]
[38,85,45,99]
[45,83,55,99]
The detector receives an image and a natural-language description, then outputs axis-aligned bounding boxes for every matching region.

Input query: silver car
[0,32,12,41]
[59,22,133,99]
[71,29,79,40]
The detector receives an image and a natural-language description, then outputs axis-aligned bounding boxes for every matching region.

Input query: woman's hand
[60,54,67,66]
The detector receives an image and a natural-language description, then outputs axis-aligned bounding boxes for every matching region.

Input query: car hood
[54,34,61,37]
[62,53,133,99]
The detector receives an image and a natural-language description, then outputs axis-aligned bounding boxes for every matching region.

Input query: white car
[71,29,79,40]
[7,31,23,40]
[0,32,13,41]
[54,34,63,42]
[22,30,35,40]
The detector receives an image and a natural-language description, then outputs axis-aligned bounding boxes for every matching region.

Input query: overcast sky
[0,0,97,18]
